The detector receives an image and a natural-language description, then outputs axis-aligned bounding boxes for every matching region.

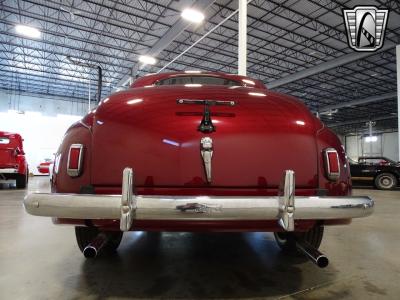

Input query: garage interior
[1,0,400,299]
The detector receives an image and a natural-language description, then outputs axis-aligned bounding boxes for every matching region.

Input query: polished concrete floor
[0,177,399,299]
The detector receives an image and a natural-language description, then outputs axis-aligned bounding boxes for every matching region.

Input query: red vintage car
[37,159,53,174]
[24,72,373,267]
[0,131,28,188]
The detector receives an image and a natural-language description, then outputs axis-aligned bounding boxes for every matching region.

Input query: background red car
[0,131,28,188]
[37,159,53,175]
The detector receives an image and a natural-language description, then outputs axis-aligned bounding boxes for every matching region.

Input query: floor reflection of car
[349,156,400,190]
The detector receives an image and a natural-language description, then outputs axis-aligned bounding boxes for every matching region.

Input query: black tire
[274,225,324,256]
[375,173,397,190]
[75,227,123,256]
[16,173,27,189]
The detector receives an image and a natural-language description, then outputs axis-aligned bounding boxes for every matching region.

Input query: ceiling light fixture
[15,24,41,39]
[138,55,157,65]
[181,8,205,23]
[365,136,378,142]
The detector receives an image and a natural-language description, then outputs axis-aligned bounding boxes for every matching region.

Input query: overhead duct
[319,92,397,113]
[267,42,396,89]
[66,57,103,108]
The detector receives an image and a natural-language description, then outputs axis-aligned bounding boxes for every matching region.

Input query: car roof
[130,71,266,89]
[0,131,22,139]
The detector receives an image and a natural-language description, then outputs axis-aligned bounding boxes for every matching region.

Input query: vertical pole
[356,129,359,159]
[238,0,247,76]
[397,45,400,161]
[369,121,373,155]
[88,76,91,112]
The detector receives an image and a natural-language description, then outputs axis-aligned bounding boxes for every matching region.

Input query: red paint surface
[91,85,319,188]
[52,72,352,231]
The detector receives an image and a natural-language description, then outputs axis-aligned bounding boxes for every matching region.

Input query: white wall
[344,132,399,162]
[0,91,88,116]
[0,91,86,175]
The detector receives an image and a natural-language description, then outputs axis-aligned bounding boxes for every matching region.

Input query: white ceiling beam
[267,42,397,89]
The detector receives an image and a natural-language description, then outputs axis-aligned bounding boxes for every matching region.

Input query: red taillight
[324,148,340,181]
[67,144,83,177]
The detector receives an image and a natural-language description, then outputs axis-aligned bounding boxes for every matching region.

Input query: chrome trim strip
[79,120,91,131]
[351,176,374,181]
[0,168,18,173]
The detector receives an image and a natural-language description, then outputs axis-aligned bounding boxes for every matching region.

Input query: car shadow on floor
[75,232,337,299]
[0,183,16,190]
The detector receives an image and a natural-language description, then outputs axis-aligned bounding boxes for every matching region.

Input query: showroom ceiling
[0,0,399,134]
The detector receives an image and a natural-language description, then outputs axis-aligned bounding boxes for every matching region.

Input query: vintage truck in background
[0,131,28,188]
[24,72,374,268]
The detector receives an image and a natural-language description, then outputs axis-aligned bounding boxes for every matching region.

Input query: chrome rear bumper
[24,168,374,231]
[0,168,18,174]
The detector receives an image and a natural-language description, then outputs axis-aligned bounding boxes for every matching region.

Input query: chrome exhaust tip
[83,233,109,258]
[83,246,98,258]
[296,240,329,268]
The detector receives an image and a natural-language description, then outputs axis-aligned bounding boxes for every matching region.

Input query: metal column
[397,45,400,161]
[88,76,91,112]
[238,0,247,76]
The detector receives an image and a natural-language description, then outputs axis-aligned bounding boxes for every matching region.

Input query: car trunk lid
[91,86,319,189]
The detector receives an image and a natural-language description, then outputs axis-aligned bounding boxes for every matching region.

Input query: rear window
[155,76,239,86]
[0,137,10,144]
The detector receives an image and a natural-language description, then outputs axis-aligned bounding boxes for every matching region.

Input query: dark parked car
[349,156,400,190]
